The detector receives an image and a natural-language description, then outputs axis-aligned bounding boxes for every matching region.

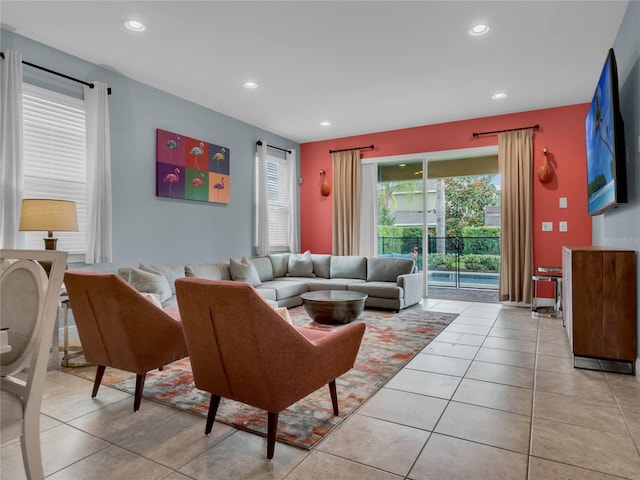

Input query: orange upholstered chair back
[64,270,187,374]
[176,278,340,412]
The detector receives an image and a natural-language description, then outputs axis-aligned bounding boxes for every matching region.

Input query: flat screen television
[585,48,627,216]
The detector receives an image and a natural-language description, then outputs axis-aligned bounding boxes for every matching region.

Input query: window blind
[256,154,291,252]
[22,83,87,257]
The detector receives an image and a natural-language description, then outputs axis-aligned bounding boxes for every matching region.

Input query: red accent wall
[300,105,592,276]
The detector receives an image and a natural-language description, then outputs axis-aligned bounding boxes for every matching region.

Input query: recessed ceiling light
[469,24,490,36]
[123,19,146,32]
[243,81,258,89]
[492,92,507,100]
[320,121,331,127]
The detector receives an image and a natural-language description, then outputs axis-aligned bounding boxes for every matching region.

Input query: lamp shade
[19,199,79,233]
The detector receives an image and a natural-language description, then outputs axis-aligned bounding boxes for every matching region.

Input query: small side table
[60,295,90,368]
[531,266,563,322]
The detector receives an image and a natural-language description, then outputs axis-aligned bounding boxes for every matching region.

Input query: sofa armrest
[398,273,423,307]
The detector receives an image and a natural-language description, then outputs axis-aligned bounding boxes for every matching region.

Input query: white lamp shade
[19,199,79,233]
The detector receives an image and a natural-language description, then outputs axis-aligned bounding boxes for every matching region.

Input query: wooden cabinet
[562,246,636,372]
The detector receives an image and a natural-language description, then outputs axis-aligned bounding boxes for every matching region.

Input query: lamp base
[43,237,58,250]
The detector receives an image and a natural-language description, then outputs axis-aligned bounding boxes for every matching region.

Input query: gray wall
[1,30,299,270]
[592,1,640,372]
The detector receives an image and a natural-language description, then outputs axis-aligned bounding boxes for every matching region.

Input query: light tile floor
[2,299,640,479]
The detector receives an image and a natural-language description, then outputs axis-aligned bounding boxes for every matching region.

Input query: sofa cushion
[366,257,415,282]
[125,267,172,303]
[246,256,274,282]
[255,286,277,301]
[260,280,309,300]
[269,253,290,278]
[139,263,185,294]
[348,281,403,300]
[287,251,315,277]
[306,278,365,291]
[330,256,367,280]
[184,262,231,280]
[229,257,262,287]
[311,254,331,278]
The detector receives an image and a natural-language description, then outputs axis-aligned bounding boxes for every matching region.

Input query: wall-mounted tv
[585,48,627,216]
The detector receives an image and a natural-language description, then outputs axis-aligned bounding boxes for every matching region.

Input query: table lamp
[19,199,79,250]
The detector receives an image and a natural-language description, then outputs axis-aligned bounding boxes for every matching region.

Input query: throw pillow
[128,267,172,303]
[229,257,262,287]
[139,292,163,309]
[274,306,293,325]
[139,263,185,294]
[269,253,290,278]
[287,250,314,277]
[311,254,331,278]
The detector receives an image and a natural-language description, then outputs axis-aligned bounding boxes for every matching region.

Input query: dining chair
[1,249,68,480]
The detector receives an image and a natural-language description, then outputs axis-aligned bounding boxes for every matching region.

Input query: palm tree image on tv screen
[585,48,627,216]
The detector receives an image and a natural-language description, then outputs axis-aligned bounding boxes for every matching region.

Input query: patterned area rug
[64,306,456,449]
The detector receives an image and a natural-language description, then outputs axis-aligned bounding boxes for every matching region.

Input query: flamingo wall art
[156,128,230,204]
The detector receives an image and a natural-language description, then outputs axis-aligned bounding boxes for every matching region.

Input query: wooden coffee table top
[300,290,367,303]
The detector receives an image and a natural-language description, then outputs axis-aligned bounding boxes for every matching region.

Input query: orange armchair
[64,271,189,411]
[175,278,365,459]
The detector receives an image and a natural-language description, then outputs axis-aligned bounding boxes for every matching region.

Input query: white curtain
[359,162,377,257]
[255,141,269,256]
[286,148,299,253]
[84,82,112,263]
[0,50,24,249]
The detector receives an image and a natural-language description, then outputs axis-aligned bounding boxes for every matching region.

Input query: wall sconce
[537,148,554,184]
[320,169,331,196]
[19,198,79,250]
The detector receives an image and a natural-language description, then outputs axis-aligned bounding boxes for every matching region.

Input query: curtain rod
[256,140,291,154]
[472,124,538,138]
[329,144,374,154]
[0,51,112,95]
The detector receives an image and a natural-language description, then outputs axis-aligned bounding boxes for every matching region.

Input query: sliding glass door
[365,145,501,298]
[377,160,424,271]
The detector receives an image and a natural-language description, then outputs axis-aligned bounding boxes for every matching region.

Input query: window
[256,154,291,252]
[22,83,87,259]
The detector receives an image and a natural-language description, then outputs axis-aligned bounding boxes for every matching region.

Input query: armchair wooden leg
[133,373,146,412]
[205,395,221,435]
[92,365,106,398]
[329,380,339,415]
[267,412,279,460]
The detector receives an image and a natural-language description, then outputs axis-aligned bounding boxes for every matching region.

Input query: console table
[562,246,636,374]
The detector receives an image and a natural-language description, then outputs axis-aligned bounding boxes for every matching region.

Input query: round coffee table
[300,290,368,325]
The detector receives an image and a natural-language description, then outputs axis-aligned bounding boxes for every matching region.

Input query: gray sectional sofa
[117,252,423,312]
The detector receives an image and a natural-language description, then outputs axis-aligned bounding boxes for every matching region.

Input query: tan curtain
[498,129,533,303]
[331,149,361,255]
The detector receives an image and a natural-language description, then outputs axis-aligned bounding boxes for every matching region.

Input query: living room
[1,1,640,479]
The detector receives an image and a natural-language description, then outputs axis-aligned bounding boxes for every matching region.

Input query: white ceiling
[0,1,629,144]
